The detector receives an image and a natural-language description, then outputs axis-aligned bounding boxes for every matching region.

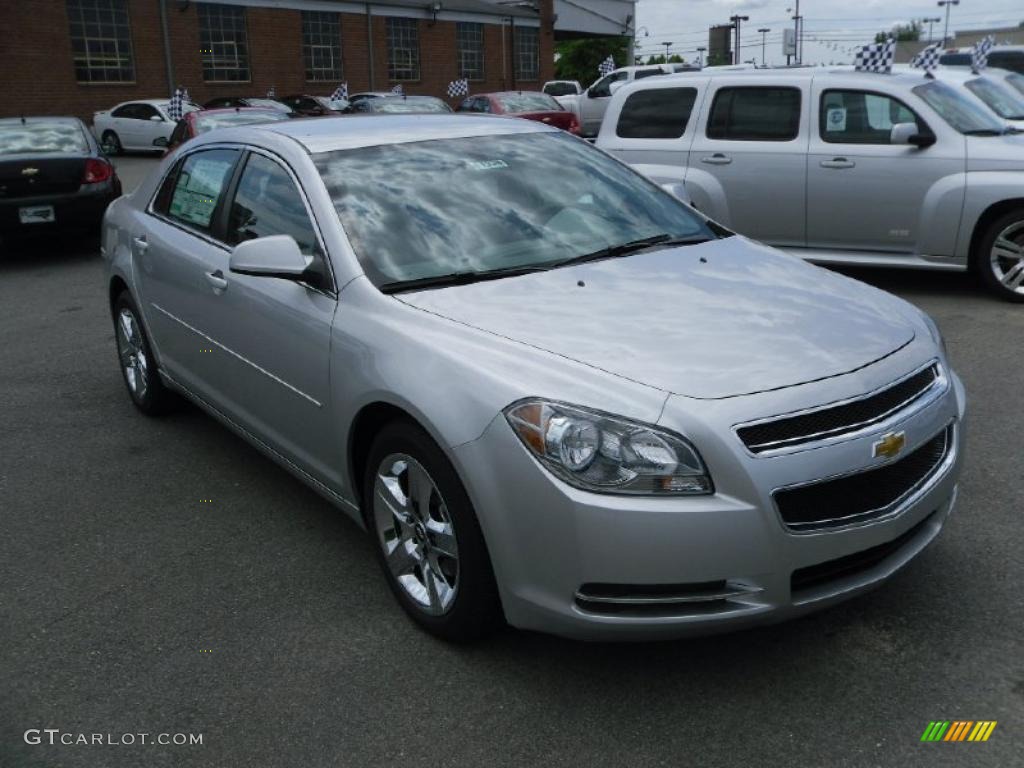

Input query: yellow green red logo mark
[921,721,997,742]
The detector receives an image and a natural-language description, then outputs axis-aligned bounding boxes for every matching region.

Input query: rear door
[110,104,142,147]
[687,80,808,246]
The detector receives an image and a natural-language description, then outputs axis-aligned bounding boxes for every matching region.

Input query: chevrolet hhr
[102,115,965,641]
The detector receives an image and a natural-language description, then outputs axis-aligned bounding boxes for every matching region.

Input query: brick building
[0,0,555,121]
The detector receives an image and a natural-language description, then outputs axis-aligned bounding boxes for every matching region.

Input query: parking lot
[0,156,1021,767]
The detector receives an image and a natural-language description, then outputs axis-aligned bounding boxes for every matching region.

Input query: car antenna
[20,115,26,124]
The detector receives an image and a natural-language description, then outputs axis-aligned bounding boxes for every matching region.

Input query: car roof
[654,66,944,89]
[246,112,554,153]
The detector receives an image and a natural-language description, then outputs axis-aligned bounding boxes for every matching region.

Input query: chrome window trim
[733,359,945,457]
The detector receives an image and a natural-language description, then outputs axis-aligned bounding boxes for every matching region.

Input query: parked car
[457,91,580,133]
[940,45,1024,74]
[278,94,349,116]
[1,116,120,240]
[542,80,583,97]
[349,95,452,114]
[202,97,297,117]
[574,63,695,137]
[93,99,198,155]
[102,114,964,642]
[165,107,290,153]
[347,91,398,104]
[597,67,1024,301]
[935,64,1024,100]
[889,66,1024,131]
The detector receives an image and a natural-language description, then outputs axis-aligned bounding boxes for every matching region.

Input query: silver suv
[596,68,1024,301]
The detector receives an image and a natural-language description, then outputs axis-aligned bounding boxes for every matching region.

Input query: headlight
[504,399,713,495]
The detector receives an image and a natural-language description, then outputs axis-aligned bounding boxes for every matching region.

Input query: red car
[165,107,290,153]
[456,91,580,134]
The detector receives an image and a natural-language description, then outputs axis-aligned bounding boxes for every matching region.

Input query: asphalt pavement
[0,156,1021,768]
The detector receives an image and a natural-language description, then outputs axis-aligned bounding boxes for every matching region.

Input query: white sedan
[93,99,198,155]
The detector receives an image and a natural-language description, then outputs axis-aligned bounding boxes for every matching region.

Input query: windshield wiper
[962,128,1004,136]
[380,264,549,294]
[551,233,713,269]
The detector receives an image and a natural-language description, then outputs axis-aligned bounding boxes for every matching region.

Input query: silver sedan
[101,115,965,641]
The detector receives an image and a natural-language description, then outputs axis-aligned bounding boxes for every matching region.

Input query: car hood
[966,133,1024,171]
[398,238,918,400]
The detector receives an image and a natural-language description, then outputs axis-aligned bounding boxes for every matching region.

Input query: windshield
[314,132,716,288]
[194,110,289,133]
[0,120,89,156]
[1005,73,1024,97]
[496,92,562,113]
[543,82,578,96]
[371,98,452,114]
[912,80,1006,133]
[964,77,1024,120]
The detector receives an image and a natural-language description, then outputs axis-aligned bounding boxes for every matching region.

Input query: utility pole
[758,27,770,66]
[729,15,749,65]
[923,16,941,44]
[938,0,959,47]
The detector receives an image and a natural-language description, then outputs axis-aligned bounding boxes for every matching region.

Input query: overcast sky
[633,0,1024,65]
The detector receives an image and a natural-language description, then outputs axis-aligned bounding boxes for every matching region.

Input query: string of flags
[447,78,469,98]
[972,35,994,74]
[598,55,616,76]
[331,82,348,101]
[910,42,941,73]
[853,38,895,74]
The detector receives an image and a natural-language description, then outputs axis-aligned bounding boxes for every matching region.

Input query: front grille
[791,510,936,594]
[774,427,950,531]
[738,365,939,453]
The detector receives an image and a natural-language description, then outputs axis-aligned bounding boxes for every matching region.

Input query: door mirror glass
[889,122,918,145]
[229,235,309,279]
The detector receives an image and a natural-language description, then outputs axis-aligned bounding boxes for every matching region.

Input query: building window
[302,11,342,82]
[386,17,419,81]
[198,3,250,82]
[515,26,539,81]
[456,22,484,81]
[66,0,135,83]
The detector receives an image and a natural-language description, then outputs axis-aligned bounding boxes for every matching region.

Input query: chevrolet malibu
[101,116,966,642]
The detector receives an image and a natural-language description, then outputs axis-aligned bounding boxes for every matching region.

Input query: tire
[974,209,1024,303]
[112,291,176,415]
[363,420,502,642]
[101,130,122,156]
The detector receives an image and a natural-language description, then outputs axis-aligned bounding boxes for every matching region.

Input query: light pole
[923,16,941,44]
[730,15,749,65]
[696,46,706,67]
[661,41,674,60]
[758,27,770,66]
[938,0,959,47]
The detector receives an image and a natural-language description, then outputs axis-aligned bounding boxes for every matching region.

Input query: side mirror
[660,182,692,206]
[890,122,933,147]
[229,235,310,280]
[150,115,164,122]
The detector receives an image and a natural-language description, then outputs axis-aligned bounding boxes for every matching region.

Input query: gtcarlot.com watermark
[24,729,203,747]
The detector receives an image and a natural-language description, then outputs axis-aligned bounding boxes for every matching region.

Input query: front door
[580,71,627,136]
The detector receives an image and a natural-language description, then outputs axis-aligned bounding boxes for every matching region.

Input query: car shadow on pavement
[0,233,101,271]
[826,264,986,302]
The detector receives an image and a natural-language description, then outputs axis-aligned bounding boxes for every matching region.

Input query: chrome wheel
[116,308,148,399]
[373,453,459,615]
[990,221,1024,295]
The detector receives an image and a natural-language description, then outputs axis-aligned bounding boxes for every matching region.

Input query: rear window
[938,52,971,66]
[371,98,452,114]
[496,93,562,113]
[0,120,89,156]
[707,87,801,141]
[193,110,289,133]
[543,82,578,97]
[633,69,665,80]
[616,88,698,139]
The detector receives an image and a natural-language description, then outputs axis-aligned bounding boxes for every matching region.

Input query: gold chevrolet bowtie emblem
[873,431,906,459]
[21,167,39,176]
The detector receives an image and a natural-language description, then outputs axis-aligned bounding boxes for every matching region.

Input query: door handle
[205,270,228,291]
[820,158,856,169]
[132,235,148,253]
[700,153,732,165]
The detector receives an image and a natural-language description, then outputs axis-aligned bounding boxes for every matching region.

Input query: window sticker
[169,157,232,228]
[826,107,847,132]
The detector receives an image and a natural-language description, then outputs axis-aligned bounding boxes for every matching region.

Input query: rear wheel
[975,210,1024,303]
[101,130,122,156]
[363,420,502,642]
[113,292,175,415]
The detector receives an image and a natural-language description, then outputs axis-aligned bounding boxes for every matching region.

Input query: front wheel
[975,210,1024,303]
[363,421,502,642]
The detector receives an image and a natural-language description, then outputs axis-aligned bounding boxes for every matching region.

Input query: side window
[476,97,491,113]
[136,104,161,121]
[616,87,697,139]
[707,86,801,141]
[989,52,1024,74]
[458,98,474,112]
[152,161,181,215]
[111,104,136,119]
[820,90,928,144]
[166,149,238,232]
[226,153,319,256]
[589,71,627,98]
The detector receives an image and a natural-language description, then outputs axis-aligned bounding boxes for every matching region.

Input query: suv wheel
[113,292,175,414]
[363,421,502,642]
[976,210,1024,303]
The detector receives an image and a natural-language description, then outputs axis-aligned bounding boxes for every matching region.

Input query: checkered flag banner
[168,87,185,121]
[972,35,994,73]
[854,38,896,73]
[391,83,404,95]
[598,55,615,76]
[331,82,348,101]
[910,42,941,72]
[447,78,469,98]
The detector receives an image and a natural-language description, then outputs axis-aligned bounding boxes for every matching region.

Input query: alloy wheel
[989,221,1024,295]
[372,453,459,615]
[116,308,148,400]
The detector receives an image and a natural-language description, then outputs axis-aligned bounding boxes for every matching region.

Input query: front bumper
[453,363,966,641]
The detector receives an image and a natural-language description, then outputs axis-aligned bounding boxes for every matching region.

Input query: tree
[554,37,631,86]
[646,54,666,64]
[875,20,921,43]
